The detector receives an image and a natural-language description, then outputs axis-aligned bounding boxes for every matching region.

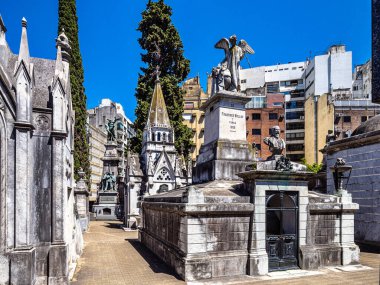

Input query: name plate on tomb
[99,193,118,204]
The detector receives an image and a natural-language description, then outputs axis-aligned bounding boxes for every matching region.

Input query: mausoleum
[0,17,85,284]
[138,35,360,281]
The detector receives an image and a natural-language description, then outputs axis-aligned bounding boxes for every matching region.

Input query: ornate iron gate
[266,191,298,271]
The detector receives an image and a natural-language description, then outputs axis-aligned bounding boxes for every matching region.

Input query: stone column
[246,182,268,276]
[49,132,69,284]
[10,121,36,285]
[339,193,360,265]
[74,168,90,231]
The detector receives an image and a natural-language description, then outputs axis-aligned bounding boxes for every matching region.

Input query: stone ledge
[142,201,254,215]
[238,170,314,181]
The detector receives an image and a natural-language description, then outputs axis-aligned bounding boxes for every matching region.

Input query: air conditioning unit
[336,113,344,117]
[300,116,305,119]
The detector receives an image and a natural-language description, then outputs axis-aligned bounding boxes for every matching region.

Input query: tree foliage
[301,158,323,173]
[58,0,90,180]
[131,0,193,156]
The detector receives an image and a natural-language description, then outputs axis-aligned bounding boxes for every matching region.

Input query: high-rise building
[182,76,209,161]
[304,58,380,164]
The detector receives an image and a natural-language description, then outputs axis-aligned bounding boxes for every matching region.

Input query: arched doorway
[266,191,298,271]
[158,184,169,193]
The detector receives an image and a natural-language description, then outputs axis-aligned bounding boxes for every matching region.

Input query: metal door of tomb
[266,191,298,271]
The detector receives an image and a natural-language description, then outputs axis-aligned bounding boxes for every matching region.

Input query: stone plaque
[204,107,246,144]
[99,195,117,204]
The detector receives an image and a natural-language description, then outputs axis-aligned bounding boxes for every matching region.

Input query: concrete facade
[182,76,209,162]
[0,17,84,284]
[87,124,107,204]
[304,93,335,164]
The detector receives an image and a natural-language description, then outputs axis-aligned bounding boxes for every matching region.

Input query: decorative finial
[78,167,85,180]
[151,41,162,82]
[21,17,27,28]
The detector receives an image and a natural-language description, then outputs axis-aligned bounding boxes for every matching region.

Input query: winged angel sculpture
[212,35,254,94]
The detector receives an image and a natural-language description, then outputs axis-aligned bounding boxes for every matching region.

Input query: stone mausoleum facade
[138,36,360,281]
[0,17,84,284]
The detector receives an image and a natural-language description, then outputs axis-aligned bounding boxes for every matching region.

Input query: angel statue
[212,35,254,94]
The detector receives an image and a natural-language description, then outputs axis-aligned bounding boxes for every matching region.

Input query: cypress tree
[132,0,193,156]
[58,0,90,179]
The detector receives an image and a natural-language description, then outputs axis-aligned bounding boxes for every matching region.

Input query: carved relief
[35,115,50,131]
[0,97,4,110]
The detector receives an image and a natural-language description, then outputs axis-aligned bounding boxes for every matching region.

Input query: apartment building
[246,94,285,160]
[241,61,306,161]
[182,76,209,161]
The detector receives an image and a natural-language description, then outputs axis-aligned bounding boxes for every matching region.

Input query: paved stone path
[72,221,380,285]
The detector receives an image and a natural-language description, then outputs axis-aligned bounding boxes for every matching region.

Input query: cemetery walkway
[72,221,380,285]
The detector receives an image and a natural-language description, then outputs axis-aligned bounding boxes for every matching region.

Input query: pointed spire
[18,17,30,68]
[147,80,171,128]
[0,15,6,45]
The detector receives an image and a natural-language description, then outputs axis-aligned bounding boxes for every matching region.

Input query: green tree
[58,0,90,179]
[301,158,323,173]
[132,0,193,156]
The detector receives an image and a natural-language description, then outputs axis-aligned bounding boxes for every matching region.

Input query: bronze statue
[105,118,119,141]
[263,126,286,160]
[101,172,116,191]
[213,35,254,93]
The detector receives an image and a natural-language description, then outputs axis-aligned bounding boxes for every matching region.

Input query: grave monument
[139,35,360,282]
[93,119,122,220]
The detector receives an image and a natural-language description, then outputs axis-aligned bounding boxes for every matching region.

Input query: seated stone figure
[263,126,286,160]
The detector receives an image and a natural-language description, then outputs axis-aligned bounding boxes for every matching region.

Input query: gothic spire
[0,15,6,45]
[146,79,171,129]
[18,17,30,70]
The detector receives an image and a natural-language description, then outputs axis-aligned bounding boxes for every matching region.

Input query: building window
[287,144,304,151]
[252,143,261,150]
[241,79,247,83]
[361,116,367,122]
[269,113,278,120]
[184,102,194,109]
[272,102,283,107]
[252,113,261,120]
[252,129,261,135]
[343,116,351,123]
[157,132,161,141]
[183,114,192,121]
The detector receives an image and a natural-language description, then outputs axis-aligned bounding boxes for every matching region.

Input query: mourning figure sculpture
[212,35,254,94]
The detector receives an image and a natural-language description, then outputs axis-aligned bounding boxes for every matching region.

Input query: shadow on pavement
[103,221,123,229]
[126,238,182,281]
[357,242,380,254]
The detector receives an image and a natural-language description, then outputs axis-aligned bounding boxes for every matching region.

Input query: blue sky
[0,0,371,121]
